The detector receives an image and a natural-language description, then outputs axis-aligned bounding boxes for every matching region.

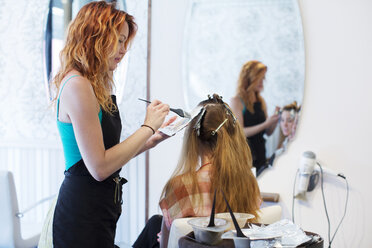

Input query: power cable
[317,162,349,248]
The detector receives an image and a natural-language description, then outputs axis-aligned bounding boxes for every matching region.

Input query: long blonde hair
[161,94,261,220]
[52,1,137,113]
[236,60,267,114]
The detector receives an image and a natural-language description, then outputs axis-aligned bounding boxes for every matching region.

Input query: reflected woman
[276,101,300,156]
[230,60,279,174]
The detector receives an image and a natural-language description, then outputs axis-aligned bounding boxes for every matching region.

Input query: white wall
[149,0,372,247]
[148,0,188,215]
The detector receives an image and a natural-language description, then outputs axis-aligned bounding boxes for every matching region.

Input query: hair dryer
[295,151,316,199]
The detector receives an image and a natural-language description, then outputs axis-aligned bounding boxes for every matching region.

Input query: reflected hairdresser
[230,61,279,176]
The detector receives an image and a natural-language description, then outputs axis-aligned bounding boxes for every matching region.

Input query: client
[158,94,262,247]
[267,101,301,167]
[276,101,300,156]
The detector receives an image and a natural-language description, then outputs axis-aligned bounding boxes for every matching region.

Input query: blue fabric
[56,75,102,170]
[240,97,247,115]
[53,95,123,248]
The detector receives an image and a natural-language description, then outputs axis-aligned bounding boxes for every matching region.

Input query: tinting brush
[138,98,191,118]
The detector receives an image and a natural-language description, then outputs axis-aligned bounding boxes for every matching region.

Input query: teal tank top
[240,97,247,115]
[57,75,102,170]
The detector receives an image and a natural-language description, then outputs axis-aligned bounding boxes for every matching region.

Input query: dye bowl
[216,212,255,230]
[187,217,229,245]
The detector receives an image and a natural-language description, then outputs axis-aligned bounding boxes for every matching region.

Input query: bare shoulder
[58,72,99,122]
[230,95,239,102]
[230,95,243,110]
[61,73,96,106]
[62,73,94,97]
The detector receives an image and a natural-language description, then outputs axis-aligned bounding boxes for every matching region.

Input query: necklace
[200,162,211,169]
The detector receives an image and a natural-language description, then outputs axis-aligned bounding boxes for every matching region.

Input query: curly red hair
[236,60,267,114]
[53,1,137,113]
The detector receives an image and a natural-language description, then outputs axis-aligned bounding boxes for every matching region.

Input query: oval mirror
[182,0,304,175]
[44,0,128,105]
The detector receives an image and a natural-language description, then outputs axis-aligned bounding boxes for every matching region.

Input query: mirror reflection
[230,60,280,174]
[182,0,304,175]
[275,101,301,155]
[44,0,128,104]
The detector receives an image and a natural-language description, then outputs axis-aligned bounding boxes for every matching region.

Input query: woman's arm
[230,96,271,137]
[60,76,169,181]
[135,116,177,155]
[264,106,280,136]
[265,117,278,136]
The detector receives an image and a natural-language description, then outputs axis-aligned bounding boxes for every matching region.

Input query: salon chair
[0,171,54,248]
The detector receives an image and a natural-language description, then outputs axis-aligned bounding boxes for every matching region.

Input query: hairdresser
[231,61,279,173]
[51,2,171,247]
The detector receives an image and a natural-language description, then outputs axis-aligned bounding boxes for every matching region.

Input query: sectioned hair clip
[223,103,237,124]
[211,118,228,136]
[194,107,206,136]
[215,94,223,102]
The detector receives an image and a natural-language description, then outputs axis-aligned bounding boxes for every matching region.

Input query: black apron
[243,101,267,172]
[53,95,127,248]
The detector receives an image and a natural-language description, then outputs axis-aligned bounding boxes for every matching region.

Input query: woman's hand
[264,108,280,135]
[143,116,177,149]
[143,99,170,131]
[266,106,280,126]
[265,113,280,127]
